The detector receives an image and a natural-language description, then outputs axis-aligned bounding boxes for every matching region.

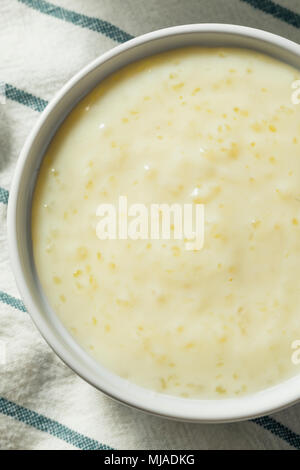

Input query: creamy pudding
[32,48,300,398]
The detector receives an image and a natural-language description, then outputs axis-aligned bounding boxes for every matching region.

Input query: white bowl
[8,24,300,423]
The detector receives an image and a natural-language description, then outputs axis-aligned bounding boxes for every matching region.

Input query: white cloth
[1,0,300,450]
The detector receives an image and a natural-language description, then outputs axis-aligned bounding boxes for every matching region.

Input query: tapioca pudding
[32,47,300,399]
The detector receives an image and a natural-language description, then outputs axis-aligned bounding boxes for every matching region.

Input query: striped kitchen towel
[1,0,300,450]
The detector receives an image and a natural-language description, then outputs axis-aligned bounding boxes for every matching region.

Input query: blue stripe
[18,0,133,43]
[5,83,48,113]
[253,416,300,449]
[0,187,9,204]
[1,82,49,206]
[0,397,112,450]
[1,82,48,207]
[240,0,300,28]
[0,291,26,312]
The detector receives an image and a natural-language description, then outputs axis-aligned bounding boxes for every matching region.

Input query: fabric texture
[0,0,300,450]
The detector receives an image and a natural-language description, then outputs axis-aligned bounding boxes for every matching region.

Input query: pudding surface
[32,47,300,398]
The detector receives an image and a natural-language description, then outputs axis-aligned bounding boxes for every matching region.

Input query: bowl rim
[7,23,300,423]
